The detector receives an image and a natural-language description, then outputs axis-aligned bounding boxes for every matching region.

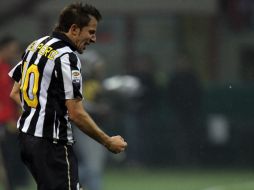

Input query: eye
[89,30,96,35]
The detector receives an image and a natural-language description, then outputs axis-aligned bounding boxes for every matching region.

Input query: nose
[90,35,96,43]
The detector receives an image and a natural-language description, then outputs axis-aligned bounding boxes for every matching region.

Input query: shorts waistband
[19,132,74,146]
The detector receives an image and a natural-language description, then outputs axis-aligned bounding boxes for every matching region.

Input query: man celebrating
[9,3,127,190]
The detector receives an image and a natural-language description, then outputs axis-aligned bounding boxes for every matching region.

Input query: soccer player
[8,3,127,190]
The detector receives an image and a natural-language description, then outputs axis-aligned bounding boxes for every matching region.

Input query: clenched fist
[105,135,127,154]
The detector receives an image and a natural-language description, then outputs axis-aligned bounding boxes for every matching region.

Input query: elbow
[68,111,78,122]
[9,92,21,106]
[68,109,87,123]
[66,99,89,124]
[9,91,16,102]
[9,92,14,100]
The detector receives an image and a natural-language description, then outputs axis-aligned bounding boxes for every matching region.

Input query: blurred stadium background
[1,0,254,189]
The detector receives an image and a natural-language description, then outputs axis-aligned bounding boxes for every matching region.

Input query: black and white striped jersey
[8,32,83,144]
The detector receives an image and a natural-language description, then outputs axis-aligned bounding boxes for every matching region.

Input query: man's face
[74,16,98,54]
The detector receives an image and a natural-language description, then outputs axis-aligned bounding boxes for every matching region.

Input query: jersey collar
[52,31,78,52]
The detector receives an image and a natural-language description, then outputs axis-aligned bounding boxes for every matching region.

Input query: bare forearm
[66,99,127,153]
[72,111,110,147]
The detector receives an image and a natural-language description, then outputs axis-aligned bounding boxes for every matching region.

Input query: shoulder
[58,52,80,63]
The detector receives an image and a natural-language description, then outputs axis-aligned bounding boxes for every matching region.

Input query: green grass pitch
[1,167,254,190]
[104,168,254,190]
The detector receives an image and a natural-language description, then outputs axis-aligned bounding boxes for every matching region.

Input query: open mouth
[84,42,90,49]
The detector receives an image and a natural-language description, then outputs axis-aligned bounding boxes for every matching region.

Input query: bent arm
[66,99,127,153]
[10,82,21,106]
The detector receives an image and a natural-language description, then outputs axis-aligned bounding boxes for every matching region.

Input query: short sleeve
[59,53,83,100]
[8,61,22,82]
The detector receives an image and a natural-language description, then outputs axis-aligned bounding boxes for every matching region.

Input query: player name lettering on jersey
[27,41,58,60]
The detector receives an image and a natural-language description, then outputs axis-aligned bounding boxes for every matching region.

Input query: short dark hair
[54,3,102,32]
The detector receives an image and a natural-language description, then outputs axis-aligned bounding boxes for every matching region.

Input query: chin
[77,49,84,54]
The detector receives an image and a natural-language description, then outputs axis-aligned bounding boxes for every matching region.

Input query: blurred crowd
[0,36,29,190]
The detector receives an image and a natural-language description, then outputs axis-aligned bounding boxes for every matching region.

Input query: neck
[64,32,76,45]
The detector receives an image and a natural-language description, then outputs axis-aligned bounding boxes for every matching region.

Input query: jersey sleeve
[59,53,83,100]
[8,61,22,82]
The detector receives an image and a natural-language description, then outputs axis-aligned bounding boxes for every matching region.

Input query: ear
[69,24,81,37]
